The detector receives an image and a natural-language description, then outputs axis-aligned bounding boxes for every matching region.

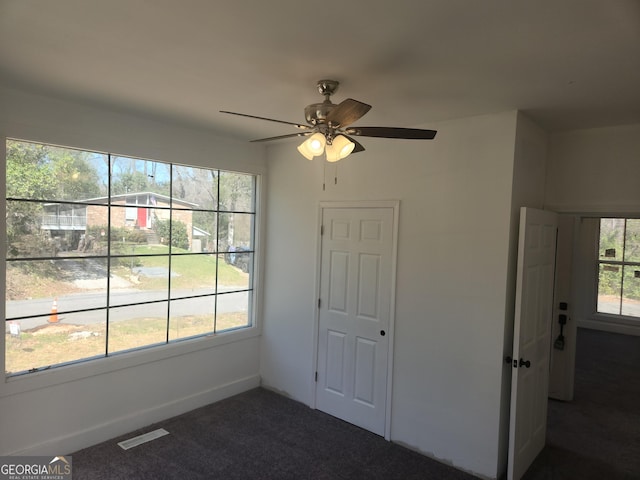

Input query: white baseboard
[10,374,261,456]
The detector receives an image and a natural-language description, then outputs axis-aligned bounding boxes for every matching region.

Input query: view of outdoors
[597,218,640,318]
[5,139,256,376]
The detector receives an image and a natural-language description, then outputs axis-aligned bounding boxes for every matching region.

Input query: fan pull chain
[323,161,326,191]
[321,162,339,190]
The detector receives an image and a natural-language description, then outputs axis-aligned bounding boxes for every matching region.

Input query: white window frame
[595,217,640,321]
[2,138,263,397]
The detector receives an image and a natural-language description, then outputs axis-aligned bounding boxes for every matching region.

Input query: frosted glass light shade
[297,133,326,160]
[325,135,355,163]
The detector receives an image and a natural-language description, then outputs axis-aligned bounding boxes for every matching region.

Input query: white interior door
[315,205,396,437]
[508,207,558,480]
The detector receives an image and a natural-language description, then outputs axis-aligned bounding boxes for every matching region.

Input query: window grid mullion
[165,165,173,344]
[618,219,628,315]
[105,153,113,357]
[214,170,220,334]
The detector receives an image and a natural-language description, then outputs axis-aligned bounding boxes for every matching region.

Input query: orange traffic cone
[49,298,59,323]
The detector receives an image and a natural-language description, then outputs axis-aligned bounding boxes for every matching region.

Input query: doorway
[525,328,640,477]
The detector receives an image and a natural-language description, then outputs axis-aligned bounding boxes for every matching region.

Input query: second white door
[315,205,396,436]
[508,207,558,480]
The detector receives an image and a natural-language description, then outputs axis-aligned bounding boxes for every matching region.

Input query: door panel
[354,337,376,405]
[316,206,395,436]
[326,331,346,394]
[329,251,349,312]
[508,207,558,480]
[358,254,381,318]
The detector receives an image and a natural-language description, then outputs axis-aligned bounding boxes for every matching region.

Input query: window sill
[1,325,260,398]
[592,311,640,325]
[578,313,640,336]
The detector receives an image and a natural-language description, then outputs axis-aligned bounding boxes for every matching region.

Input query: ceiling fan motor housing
[304,101,335,126]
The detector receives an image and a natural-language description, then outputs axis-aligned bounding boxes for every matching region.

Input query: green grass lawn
[113,244,249,290]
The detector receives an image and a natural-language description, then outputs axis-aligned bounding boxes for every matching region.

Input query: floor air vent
[118,428,169,450]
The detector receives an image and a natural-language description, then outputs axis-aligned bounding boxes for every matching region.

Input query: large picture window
[5,139,256,376]
[597,218,640,319]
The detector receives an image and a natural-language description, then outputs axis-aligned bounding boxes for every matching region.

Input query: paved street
[6,287,250,331]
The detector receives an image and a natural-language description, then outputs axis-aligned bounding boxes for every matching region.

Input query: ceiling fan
[220,79,437,162]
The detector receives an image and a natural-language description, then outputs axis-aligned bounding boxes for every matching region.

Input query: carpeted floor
[71,387,477,480]
[71,328,639,480]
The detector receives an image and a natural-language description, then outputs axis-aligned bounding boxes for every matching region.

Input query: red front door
[137,208,147,228]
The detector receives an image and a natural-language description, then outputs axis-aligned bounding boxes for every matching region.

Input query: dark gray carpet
[71,328,639,480]
[71,388,478,479]
[523,328,640,480]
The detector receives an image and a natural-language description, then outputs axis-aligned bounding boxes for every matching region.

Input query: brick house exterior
[42,192,201,251]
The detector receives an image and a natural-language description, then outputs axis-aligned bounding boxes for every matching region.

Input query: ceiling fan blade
[345,126,437,140]
[344,135,365,153]
[326,99,372,127]
[220,111,311,130]
[250,132,312,143]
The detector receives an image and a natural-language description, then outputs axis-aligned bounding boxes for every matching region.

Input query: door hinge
[315,371,318,382]
[320,224,324,235]
[318,298,321,309]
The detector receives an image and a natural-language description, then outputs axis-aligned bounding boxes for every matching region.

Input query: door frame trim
[311,200,399,440]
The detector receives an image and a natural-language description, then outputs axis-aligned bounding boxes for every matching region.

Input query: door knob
[519,358,531,368]
[380,330,386,336]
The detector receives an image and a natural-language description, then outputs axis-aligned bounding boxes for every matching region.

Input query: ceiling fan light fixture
[297,132,326,160]
[325,135,355,163]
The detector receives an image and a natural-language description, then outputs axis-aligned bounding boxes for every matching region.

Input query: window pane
[219,212,253,251]
[6,140,107,202]
[7,201,108,259]
[5,311,107,374]
[109,255,169,306]
[621,265,640,318]
[190,211,217,253]
[6,259,109,316]
[597,263,622,314]
[110,156,170,198]
[107,302,168,354]
[219,171,255,212]
[169,210,194,252]
[108,215,151,255]
[215,291,252,332]
[220,252,252,289]
[169,297,215,341]
[170,253,217,298]
[599,218,624,261]
[624,219,640,263]
[172,165,217,210]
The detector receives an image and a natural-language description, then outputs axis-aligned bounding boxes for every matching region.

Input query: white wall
[545,123,640,335]
[545,124,640,214]
[261,111,522,478]
[0,85,266,455]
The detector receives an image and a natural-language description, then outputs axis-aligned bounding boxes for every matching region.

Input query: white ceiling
[1,0,639,141]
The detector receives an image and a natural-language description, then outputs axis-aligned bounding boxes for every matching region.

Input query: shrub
[154,219,189,250]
